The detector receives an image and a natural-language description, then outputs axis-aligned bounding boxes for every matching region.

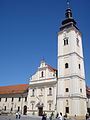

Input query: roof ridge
[0,84,29,94]
[47,64,57,71]
[0,83,29,88]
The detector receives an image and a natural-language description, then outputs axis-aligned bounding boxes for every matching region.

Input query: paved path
[0,115,81,120]
[0,115,42,120]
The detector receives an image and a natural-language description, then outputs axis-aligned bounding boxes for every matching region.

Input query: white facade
[27,60,57,116]
[57,8,87,117]
[0,93,28,114]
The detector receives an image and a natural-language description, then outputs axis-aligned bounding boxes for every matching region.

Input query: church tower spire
[65,8,72,18]
[57,1,87,117]
[66,0,72,18]
[60,1,77,31]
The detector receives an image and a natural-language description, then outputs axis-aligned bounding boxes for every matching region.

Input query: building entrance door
[23,105,27,115]
[38,107,43,116]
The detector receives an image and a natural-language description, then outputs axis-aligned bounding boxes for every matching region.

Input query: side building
[0,84,29,115]
[86,86,90,115]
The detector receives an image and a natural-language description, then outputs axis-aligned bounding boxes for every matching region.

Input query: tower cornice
[58,52,84,60]
[57,95,87,99]
[58,74,85,81]
[58,26,82,37]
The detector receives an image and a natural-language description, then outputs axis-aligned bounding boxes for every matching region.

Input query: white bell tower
[57,3,87,117]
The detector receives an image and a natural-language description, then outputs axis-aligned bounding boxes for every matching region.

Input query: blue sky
[0,0,90,87]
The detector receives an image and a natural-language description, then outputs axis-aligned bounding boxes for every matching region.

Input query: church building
[57,7,87,117]
[0,3,90,118]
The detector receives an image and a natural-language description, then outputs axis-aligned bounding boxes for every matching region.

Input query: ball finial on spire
[67,0,70,8]
[65,0,72,18]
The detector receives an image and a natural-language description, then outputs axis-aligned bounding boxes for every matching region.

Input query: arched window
[80,88,82,93]
[49,88,52,95]
[66,100,69,105]
[32,103,34,110]
[4,106,6,111]
[66,88,69,92]
[11,107,13,111]
[65,63,69,68]
[64,38,68,45]
[79,64,81,69]
[41,71,44,77]
[19,97,21,102]
[49,103,51,110]
[40,88,43,95]
[32,89,35,96]
[18,106,20,112]
[76,38,79,46]
[25,97,27,102]
[5,98,7,102]
[12,97,14,102]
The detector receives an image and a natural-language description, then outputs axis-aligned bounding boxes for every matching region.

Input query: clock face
[66,29,70,33]
[63,31,66,38]
[63,29,70,38]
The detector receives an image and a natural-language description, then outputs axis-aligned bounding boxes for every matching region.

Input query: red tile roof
[0,84,29,95]
[0,82,89,97]
[47,65,57,71]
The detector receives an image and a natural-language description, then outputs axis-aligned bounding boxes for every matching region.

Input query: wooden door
[38,107,43,116]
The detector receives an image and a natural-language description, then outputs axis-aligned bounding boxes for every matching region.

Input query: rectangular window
[80,89,82,93]
[40,88,43,95]
[18,106,20,112]
[4,106,6,111]
[32,89,35,96]
[25,97,27,102]
[12,97,14,102]
[65,107,69,113]
[11,107,13,111]
[5,98,7,102]
[49,103,51,110]
[49,88,52,95]
[32,103,34,110]
[66,88,69,92]
[65,63,69,69]
[79,64,81,69]
[64,38,68,46]
[41,71,44,77]
[19,97,21,102]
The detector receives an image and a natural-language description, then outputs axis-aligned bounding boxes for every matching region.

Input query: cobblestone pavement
[0,115,82,120]
[0,115,42,120]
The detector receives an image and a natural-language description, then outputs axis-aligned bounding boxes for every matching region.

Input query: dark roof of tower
[60,7,78,31]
